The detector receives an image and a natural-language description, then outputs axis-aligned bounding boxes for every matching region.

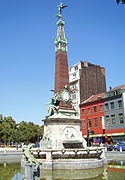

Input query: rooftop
[81,92,105,105]
[110,85,125,91]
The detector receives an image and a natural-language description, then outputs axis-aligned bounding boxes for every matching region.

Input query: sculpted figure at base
[45,91,60,118]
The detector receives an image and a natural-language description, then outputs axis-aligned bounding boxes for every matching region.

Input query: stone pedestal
[40,116,87,149]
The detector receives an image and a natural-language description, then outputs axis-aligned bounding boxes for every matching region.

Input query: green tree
[0,114,3,123]
[116,0,125,4]
[1,116,16,145]
[18,121,44,144]
[18,121,32,144]
[39,125,44,141]
[0,114,44,145]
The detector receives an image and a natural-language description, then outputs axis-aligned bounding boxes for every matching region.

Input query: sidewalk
[105,151,125,161]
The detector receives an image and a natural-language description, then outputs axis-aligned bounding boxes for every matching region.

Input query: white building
[69,61,106,116]
[69,62,81,115]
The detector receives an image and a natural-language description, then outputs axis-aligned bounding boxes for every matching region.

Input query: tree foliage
[116,0,125,4]
[0,114,44,145]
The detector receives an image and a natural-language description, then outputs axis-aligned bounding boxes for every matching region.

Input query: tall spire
[54,3,69,93]
[55,3,68,52]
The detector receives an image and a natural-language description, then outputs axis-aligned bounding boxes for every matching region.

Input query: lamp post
[16,125,19,150]
[87,117,90,147]
[37,128,40,144]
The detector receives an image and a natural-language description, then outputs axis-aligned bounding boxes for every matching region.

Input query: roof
[110,85,125,91]
[81,92,105,105]
[80,85,125,105]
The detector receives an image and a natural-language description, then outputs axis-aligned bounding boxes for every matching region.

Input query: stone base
[40,166,104,179]
[40,117,86,149]
[40,158,105,170]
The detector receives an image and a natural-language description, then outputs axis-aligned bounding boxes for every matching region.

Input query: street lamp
[16,125,19,150]
[87,117,90,147]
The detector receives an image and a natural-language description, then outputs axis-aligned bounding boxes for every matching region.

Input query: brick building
[80,92,105,144]
[69,61,106,114]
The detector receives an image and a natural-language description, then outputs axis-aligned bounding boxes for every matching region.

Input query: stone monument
[40,3,87,150]
[22,3,106,173]
[27,3,106,171]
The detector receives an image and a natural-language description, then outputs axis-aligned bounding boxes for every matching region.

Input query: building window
[100,104,103,112]
[88,119,92,128]
[93,106,97,113]
[74,66,78,71]
[105,115,110,125]
[73,73,76,79]
[94,118,98,127]
[72,93,76,99]
[118,100,122,108]
[105,103,109,111]
[82,109,85,115]
[73,84,77,89]
[119,113,124,124]
[110,102,115,109]
[87,107,91,114]
[111,114,116,124]
[100,117,102,126]
[81,120,86,129]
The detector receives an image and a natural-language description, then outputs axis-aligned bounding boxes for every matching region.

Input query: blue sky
[0,0,125,125]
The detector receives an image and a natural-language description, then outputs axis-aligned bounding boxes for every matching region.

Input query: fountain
[22,2,107,174]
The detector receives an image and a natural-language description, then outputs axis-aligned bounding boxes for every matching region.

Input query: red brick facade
[80,94,105,136]
[54,50,69,93]
[80,62,106,103]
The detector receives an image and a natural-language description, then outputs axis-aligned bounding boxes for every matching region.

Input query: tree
[0,114,44,145]
[18,121,33,144]
[0,116,16,145]
[116,0,125,4]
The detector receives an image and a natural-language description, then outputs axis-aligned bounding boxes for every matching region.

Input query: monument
[23,3,106,172]
[40,2,87,150]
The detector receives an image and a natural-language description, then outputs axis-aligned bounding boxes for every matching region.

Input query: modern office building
[69,61,106,113]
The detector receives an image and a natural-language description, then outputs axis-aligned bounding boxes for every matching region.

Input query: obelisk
[40,3,86,150]
[54,3,72,110]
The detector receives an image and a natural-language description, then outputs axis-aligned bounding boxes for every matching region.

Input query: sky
[0,0,125,125]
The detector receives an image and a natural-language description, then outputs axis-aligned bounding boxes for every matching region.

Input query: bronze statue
[58,2,68,15]
[45,92,60,118]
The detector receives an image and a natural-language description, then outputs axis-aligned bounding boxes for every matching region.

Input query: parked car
[33,143,40,148]
[113,142,125,151]
[104,144,114,151]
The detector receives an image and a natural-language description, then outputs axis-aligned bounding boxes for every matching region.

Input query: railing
[31,147,105,160]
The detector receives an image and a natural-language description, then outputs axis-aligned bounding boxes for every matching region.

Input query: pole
[87,117,89,147]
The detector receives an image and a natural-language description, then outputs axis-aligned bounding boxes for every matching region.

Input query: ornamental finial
[56,2,68,19]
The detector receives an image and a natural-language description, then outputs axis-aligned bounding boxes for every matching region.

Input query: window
[100,104,103,112]
[82,109,85,115]
[111,114,116,124]
[100,116,102,126]
[105,103,109,110]
[73,73,76,79]
[105,115,110,125]
[88,119,92,128]
[118,100,122,108]
[81,120,86,129]
[74,66,78,71]
[87,107,91,114]
[119,113,124,124]
[110,102,115,109]
[73,84,77,89]
[93,106,97,113]
[94,118,98,127]
[72,93,76,99]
